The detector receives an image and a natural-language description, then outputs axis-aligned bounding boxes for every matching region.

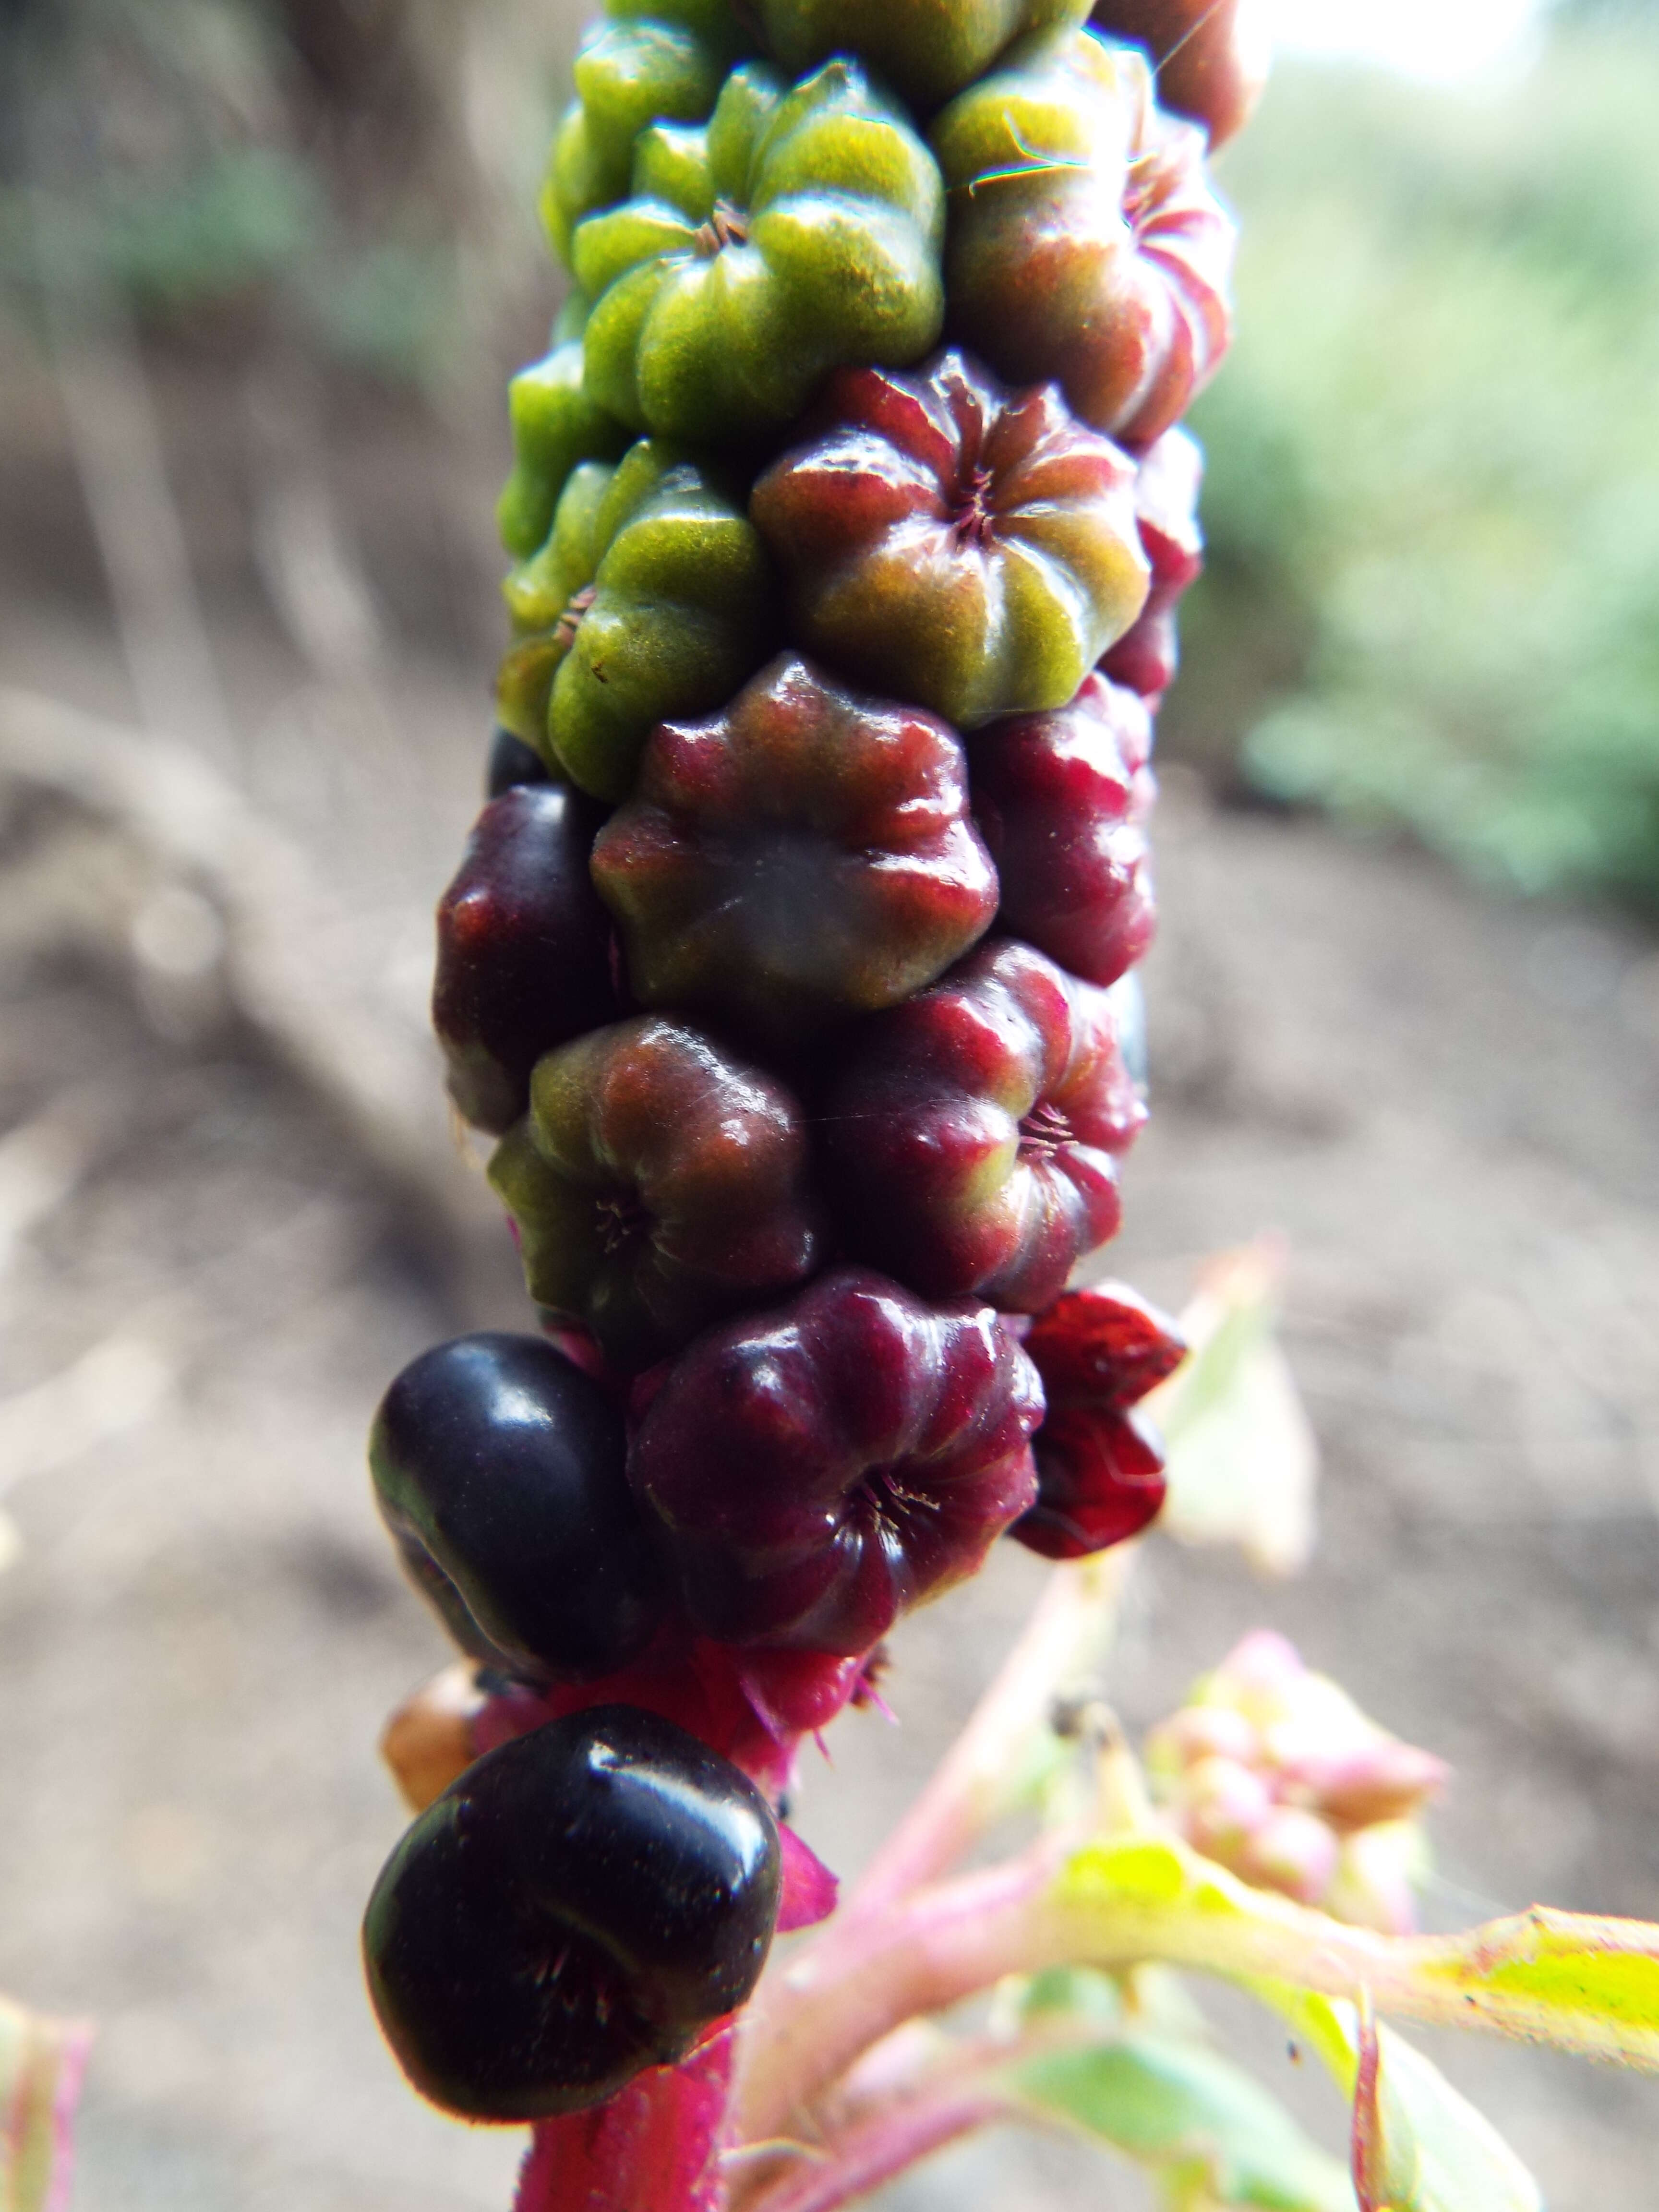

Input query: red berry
[1012,1403,1166,1558]
[590,655,998,1047]
[1101,426,1204,699]
[489,1015,821,1373]
[433,784,618,1135]
[1010,1283,1183,1557]
[969,672,1156,988]
[1023,1281,1186,1408]
[627,1267,1044,1653]
[933,32,1234,451]
[751,350,1149,729]
[1090,0,1271,149]
[825,939,1140,1312]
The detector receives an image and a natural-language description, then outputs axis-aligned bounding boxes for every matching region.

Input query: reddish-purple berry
[1101,426,1203,700]
[434,784,618,1134]
[628,1267,1044,1654]
[824,939,1141,1312]
[590,655,998,1048]
[969,671,1156,989]
[489,1016,821,1373]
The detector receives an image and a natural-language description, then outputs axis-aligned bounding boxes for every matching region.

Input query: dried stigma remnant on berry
[1090,0,1271,149]
[541,0,756,262]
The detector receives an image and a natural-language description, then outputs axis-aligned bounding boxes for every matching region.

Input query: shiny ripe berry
[369,1334,665,1683]
[969,672,1156,988]
[1100,427,1204,700]
[825,939,1137,1312]
[363,1706,781,2123]
[1010,1282,1185,1558]
[1090,0,1271,148]
[486,726,554,799]
[628,1267,1044,1654]
[751,351,1149,730]
[488,1016,821,1373]
[1024,1281,1186,1408]
[433,785,619,1135]
[590,655,998,1048]
[1011,1401,1167,1557]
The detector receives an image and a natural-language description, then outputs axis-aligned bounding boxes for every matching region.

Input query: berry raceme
[362,0,1245,2142]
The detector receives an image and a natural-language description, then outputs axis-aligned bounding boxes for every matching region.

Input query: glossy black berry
[370,1333,665,1683]
[433,783,619,1135]
[486,725,553,797]
[363,1706,781,2122]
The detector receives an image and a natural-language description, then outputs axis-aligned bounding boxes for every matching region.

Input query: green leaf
[1255,1988,1541,2212]
[0,1992,92,2212]
[1048,1834,1659,2071]
[1004,2031,1354,2211]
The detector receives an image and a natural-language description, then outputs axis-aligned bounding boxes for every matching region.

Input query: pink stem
[733,1843,1064,2154]
[735,2084,1012,2212]
[841,1550,1135,1927]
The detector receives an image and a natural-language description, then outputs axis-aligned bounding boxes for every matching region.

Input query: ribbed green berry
[497,438,775,802]
[540,0,754,264]
[755,0,1091,111]
[573,59,945,446]
[496,332,629,565]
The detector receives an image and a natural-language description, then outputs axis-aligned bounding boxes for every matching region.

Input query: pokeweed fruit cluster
[362,0,1261,2162]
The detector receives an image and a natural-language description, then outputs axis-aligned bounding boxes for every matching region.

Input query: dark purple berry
[370,1333,665,1683]
[433,783,619,1135]
[363,1707,781,2122]
[628,1267,1044,1654]
[486,726,554,798]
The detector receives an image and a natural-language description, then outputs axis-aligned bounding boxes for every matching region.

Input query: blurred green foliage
[0,0,472,385]
[1177,19,1659,911]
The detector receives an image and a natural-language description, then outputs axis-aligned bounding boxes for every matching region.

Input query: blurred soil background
[1,0,1658,2206]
